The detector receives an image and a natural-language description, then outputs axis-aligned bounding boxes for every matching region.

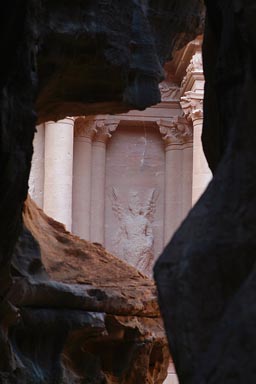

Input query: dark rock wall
[155,1,256,383]
[0,2,38,380]
[0,2,203,383]
[36,0,204,122]
[37,0,164,121]
[0,1,37,294]
[147,0,204,60]
[5,197,169,384]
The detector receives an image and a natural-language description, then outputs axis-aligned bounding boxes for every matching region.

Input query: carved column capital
[74,116,120,142]
[94,119,120,143]
[74,117,96,139]
[158,117,193,149]
[180,91,203,122]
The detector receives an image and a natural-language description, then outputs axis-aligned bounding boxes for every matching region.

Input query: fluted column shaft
[90,120,119,244]
[72,118,95,240]
[90,139,107,244]
[182,143,193,217]
[192,115,211,205]
[159,118,193,245]
[180,46,212,205]
[44,117,74,231]
[181,92,212,205]
[164,145,183,244]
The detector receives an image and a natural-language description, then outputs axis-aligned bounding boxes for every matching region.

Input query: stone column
[182,130,193,218]
[90,119,119,245]
[44,117,74,231]
[159,118,193,245]
[180,45,212,206]
[29,123,45,208]
[72,117,96,240]
[181,91,212,205]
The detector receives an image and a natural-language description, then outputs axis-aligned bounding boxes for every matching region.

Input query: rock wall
[0,1,205,383]
[155,1,256,383]
[6,196,169,383]
[36,0,204,122]
[0,0,37,307]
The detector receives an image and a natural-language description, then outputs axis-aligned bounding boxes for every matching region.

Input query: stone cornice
[180,91,204,122]
[158,116,193,148]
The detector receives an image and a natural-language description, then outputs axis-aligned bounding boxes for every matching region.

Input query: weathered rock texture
[7,196,169,383]
[36,0,204,122]
[155,1,256,383]
[0,1,206,383]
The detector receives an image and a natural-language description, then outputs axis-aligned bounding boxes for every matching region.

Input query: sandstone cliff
[5,196,169,383]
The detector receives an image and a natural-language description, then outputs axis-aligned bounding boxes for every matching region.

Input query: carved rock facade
[30,39,210,290]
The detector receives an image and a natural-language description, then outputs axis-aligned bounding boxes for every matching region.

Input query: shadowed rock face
[7,197,169,384]
[155,1,256,383]
[36,0,204,122]
[0,1,204,383]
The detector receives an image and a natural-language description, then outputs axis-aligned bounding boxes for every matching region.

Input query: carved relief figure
[159,81,181,101]
[111,188,158,277]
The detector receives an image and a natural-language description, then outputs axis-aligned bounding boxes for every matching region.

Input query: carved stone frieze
[180,90,203,121]
[158,116,193,147]
[159,81,181,102]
